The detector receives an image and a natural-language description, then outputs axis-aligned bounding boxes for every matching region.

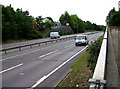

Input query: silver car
[75,35,88,46]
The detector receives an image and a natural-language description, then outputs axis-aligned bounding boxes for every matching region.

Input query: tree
[15,9,34,39]
[2,5,41,41]
[35,16,44,30]
[108,8,116,26]
[59,12,84,33]
[84,21,94,30]
[44,20,55,28]
[2,5,18,40]
[59,11,70,25]
[46,17,54,22]
[110,11,120,26]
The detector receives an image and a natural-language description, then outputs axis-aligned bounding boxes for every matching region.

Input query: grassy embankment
[56,51,93,87]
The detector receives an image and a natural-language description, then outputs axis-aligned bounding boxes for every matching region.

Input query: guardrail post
[5,50,7,54]
[19,47,21,51]
[89,79,106,89]
[30,45,32,48]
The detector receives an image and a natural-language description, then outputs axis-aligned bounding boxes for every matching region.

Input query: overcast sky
[1,0,120,25]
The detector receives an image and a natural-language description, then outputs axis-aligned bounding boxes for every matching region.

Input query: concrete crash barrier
[89,28,108,89]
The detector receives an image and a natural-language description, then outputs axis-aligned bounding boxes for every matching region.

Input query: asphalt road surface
[2,32,93,49]
[1,32,103,88]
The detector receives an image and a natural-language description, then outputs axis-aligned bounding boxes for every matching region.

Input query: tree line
[2,5,55,41]
[107,8,120,26]
[59,11,105,33]
[2,5,105,42]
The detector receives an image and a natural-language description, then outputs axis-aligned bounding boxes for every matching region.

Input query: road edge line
[31,46,88,88]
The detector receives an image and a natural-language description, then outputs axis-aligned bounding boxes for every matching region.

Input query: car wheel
[75,43,78,46]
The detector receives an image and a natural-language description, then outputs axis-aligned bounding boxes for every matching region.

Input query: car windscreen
[76,36,86,40]
[50,32,58,36]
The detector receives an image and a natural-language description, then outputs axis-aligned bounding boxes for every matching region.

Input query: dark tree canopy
[2,5,55,41]
[108,8,120,26]
[59,11,105,33]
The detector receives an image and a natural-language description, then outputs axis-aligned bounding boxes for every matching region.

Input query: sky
[1,0,120,25]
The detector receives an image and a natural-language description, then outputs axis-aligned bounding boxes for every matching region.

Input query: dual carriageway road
[1,32,103,88]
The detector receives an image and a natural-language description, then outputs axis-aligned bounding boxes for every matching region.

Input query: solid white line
[0,63,23,74]
[39,50,59,59]
[31,46,88,88]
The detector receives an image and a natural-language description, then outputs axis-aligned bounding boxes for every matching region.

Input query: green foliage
[44,19,55,28]
[59,11,85,33]
[59,11,70,25]
[57,52,92,87]
[59,11,105,34]
[2,5,56,42]
[108,8,120,26]
[35,16,44,30]
[87,36,103,72]
[84,21,94,30]
[35,16,55,30]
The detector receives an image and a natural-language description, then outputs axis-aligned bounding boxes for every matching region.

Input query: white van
[75,35,88,46]
[50,32,60,39]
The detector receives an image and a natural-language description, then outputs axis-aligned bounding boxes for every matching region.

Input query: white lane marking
[64,44,73,48]
[1,48,44,61]
[32,76,47,88]
[39,50,59,59]
[0,63,23,74]
[1,40,73,61]
[31,46,88,88]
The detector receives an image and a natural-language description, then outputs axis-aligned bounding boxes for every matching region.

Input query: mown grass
[56,52,93,88]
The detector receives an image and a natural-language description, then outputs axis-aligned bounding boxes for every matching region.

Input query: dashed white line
[31,46,88,88]
[1,40,72,61]
[39,50,59,59]
[0,63,23,74]
[1,48,44,61]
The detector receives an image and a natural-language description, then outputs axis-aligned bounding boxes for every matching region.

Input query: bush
[87,36,103,72]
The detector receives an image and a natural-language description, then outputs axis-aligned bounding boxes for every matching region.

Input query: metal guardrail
[1,36,75,54]
[89,28,108,89]
[1,31,98,54]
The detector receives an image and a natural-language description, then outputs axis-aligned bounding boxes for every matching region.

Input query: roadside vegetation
[107,8,120,26]
[59,11,105,33]
[56,52,93,87]
[1,5,105,43]
[56,36,103,87]
[87,36,103,72]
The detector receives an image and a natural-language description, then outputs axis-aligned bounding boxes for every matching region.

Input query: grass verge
[56,51,93,88]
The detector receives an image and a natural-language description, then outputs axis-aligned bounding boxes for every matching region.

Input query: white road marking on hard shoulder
[39,50,59,59]
[32,76,47,88]
[31,46,88,88]
[0,63,23,74]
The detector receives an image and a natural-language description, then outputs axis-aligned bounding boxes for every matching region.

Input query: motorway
[1,32,103,88]
[2,32,93,49]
